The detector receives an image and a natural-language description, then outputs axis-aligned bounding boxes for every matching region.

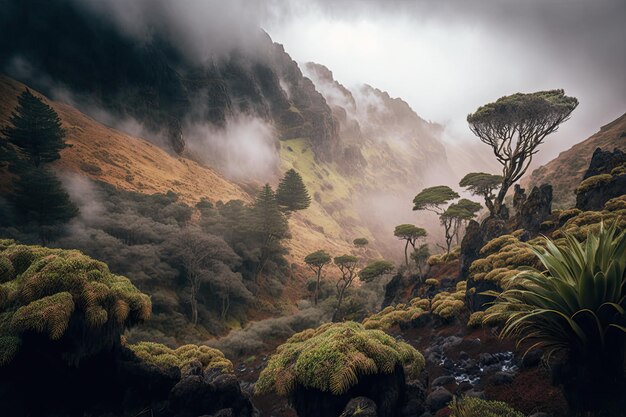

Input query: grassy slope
[522,113,626,208]
[0,75,359,271]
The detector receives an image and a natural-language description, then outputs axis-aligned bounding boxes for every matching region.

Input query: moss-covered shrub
[255,322,425,396]
[467,311,486,328]
[431,281,467,321]
[450,396,525,417]
[0,242,151,365]
[575,174,613,194]
[555,197,626,241]
[427,247,461,266]
[362,298,429,330]
[128,341,233,373]
[424,278,439,287]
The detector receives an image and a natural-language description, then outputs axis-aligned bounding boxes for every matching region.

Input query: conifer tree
[276,169,311,213]
[251,184,289,280]
[12,167,78,244]
[2,89,68,167]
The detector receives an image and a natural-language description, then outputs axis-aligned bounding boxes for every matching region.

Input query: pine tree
[2,89,68,167]
[251,184,289,280]
[276,169,311,213]
[12,167,79,244]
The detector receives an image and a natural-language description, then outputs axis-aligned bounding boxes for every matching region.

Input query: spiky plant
[129,341,233,374]
[488,222,626,415]
[255,322,424,397]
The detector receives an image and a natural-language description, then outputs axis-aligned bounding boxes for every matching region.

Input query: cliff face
[0,0,339,159]
[524,113,626,208]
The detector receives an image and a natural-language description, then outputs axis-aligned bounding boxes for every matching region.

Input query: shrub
[424,278,439,287]
[431,281,467,321]
[362,298,428,330]
[488,222,626,415]
[129,341,233,373]
[575,174,613,194]
[255,322,425,396]
[0,242,151,365]
[467,311,486,328]
[449,396,525,417]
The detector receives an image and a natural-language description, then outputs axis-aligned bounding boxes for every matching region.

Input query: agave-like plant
[487,221,626,415]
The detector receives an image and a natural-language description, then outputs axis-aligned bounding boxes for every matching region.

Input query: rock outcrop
[513,184,553,234]
[575,148,626,211]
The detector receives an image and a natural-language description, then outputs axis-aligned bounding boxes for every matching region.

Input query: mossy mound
[0,241,151,365]
[575,173,613,194]
[555,196,626,240]
[362,298,429,330]
[129,341,233,374]
[255,321,425,396]
[431,281,467,321]
[450,396,525,417]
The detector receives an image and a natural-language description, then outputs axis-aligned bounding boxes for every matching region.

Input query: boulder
[426,388,453,412]
[576,148,626,211]
[515,184,553,233]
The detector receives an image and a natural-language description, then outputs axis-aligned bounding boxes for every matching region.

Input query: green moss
[0,256,14,283]
[256,322,425,396]
[129,341,233,374]
[575,174,613,194]
[467,311,486,328]
[0,335,21,366]
[450,396,525,417]
[362,298,427,330]
[431,281,467,321]
[11,292,75,340]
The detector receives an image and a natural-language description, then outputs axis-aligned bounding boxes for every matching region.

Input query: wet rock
[426,388,453,412]
[432,375,456,387]
[340,397,378,417]
[457,381,473,393]
[479,353,499,367]
[491,371,515,385]
[463,389,485,399]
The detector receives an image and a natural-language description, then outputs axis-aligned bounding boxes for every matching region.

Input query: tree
[304,250,332,305]
[332,255,359,322]
[439,199,480,254]
[411,244,430,275]
[453,198,482,244]
[412,186,459,215]
[251,184,289,280]
[467,90,578,217]
[12,167,78,244]
[459,172,503,217]
[276,169,311,213]
[353,237,369,248]
[358,260,394,282]
[2,89,68,167]
[393,224,427,267]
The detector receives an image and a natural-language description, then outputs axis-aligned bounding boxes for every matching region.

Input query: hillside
[524,112,626,208]
[0,75,355,266]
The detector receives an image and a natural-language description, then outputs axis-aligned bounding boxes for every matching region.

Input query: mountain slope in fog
[524,112,626,208]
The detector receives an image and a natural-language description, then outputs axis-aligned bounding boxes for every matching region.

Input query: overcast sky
[262,0,626,165]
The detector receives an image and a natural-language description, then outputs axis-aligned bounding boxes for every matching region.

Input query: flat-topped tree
[358,260,394,282]
[276,169,311,214]
[453,198,482,243]
[412,185,460,215]
[332,255,359,322]
[411,244,430,275]
[353,237,369,248]
[394,224,427,267]
[467,90,578,217]
[459,172,502,217]
[1,89,68,167]
[304,250,332,306]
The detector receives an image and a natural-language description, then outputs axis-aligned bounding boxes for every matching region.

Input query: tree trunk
[493,181,511,218]
[190,282,198,325]
[404,240,410,266]
[314,269,321,306]
[332,284,347,322]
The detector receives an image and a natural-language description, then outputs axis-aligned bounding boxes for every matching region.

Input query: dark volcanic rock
[514,184,553,233]
[576,148,626,211]
[425,387,453,412]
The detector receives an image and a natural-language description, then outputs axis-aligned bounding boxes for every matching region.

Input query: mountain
[523,113,626,208]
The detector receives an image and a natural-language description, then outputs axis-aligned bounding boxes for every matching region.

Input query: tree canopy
[358,260,394,282]
[2,89,68,167]
[459,172,502,216]
[467,89,578,217]
[353,237,369,248]
[394,224,427,266]
[412,186,459,214]
[304,250,332,306]
[276,169,311,213]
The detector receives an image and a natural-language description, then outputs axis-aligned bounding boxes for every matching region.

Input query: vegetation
[1,89,68,167]
[276,168,311,213]
[0,240,151,366]
[255,321,425,396]
[440,199,481,253]
[431,281,467,321]
[362,298,429,330]
[449,396,525,417]
[358,260,394,282]
[129,341,233,373]
[394,224,427,266]
[488,222,626,415]
[353,237,369,248]
[412,185,459,214]
[411,243,430,275]
[467,89,578,217]
[333,255,360,321]
[459,172,503,217]
[304,250,332,305]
